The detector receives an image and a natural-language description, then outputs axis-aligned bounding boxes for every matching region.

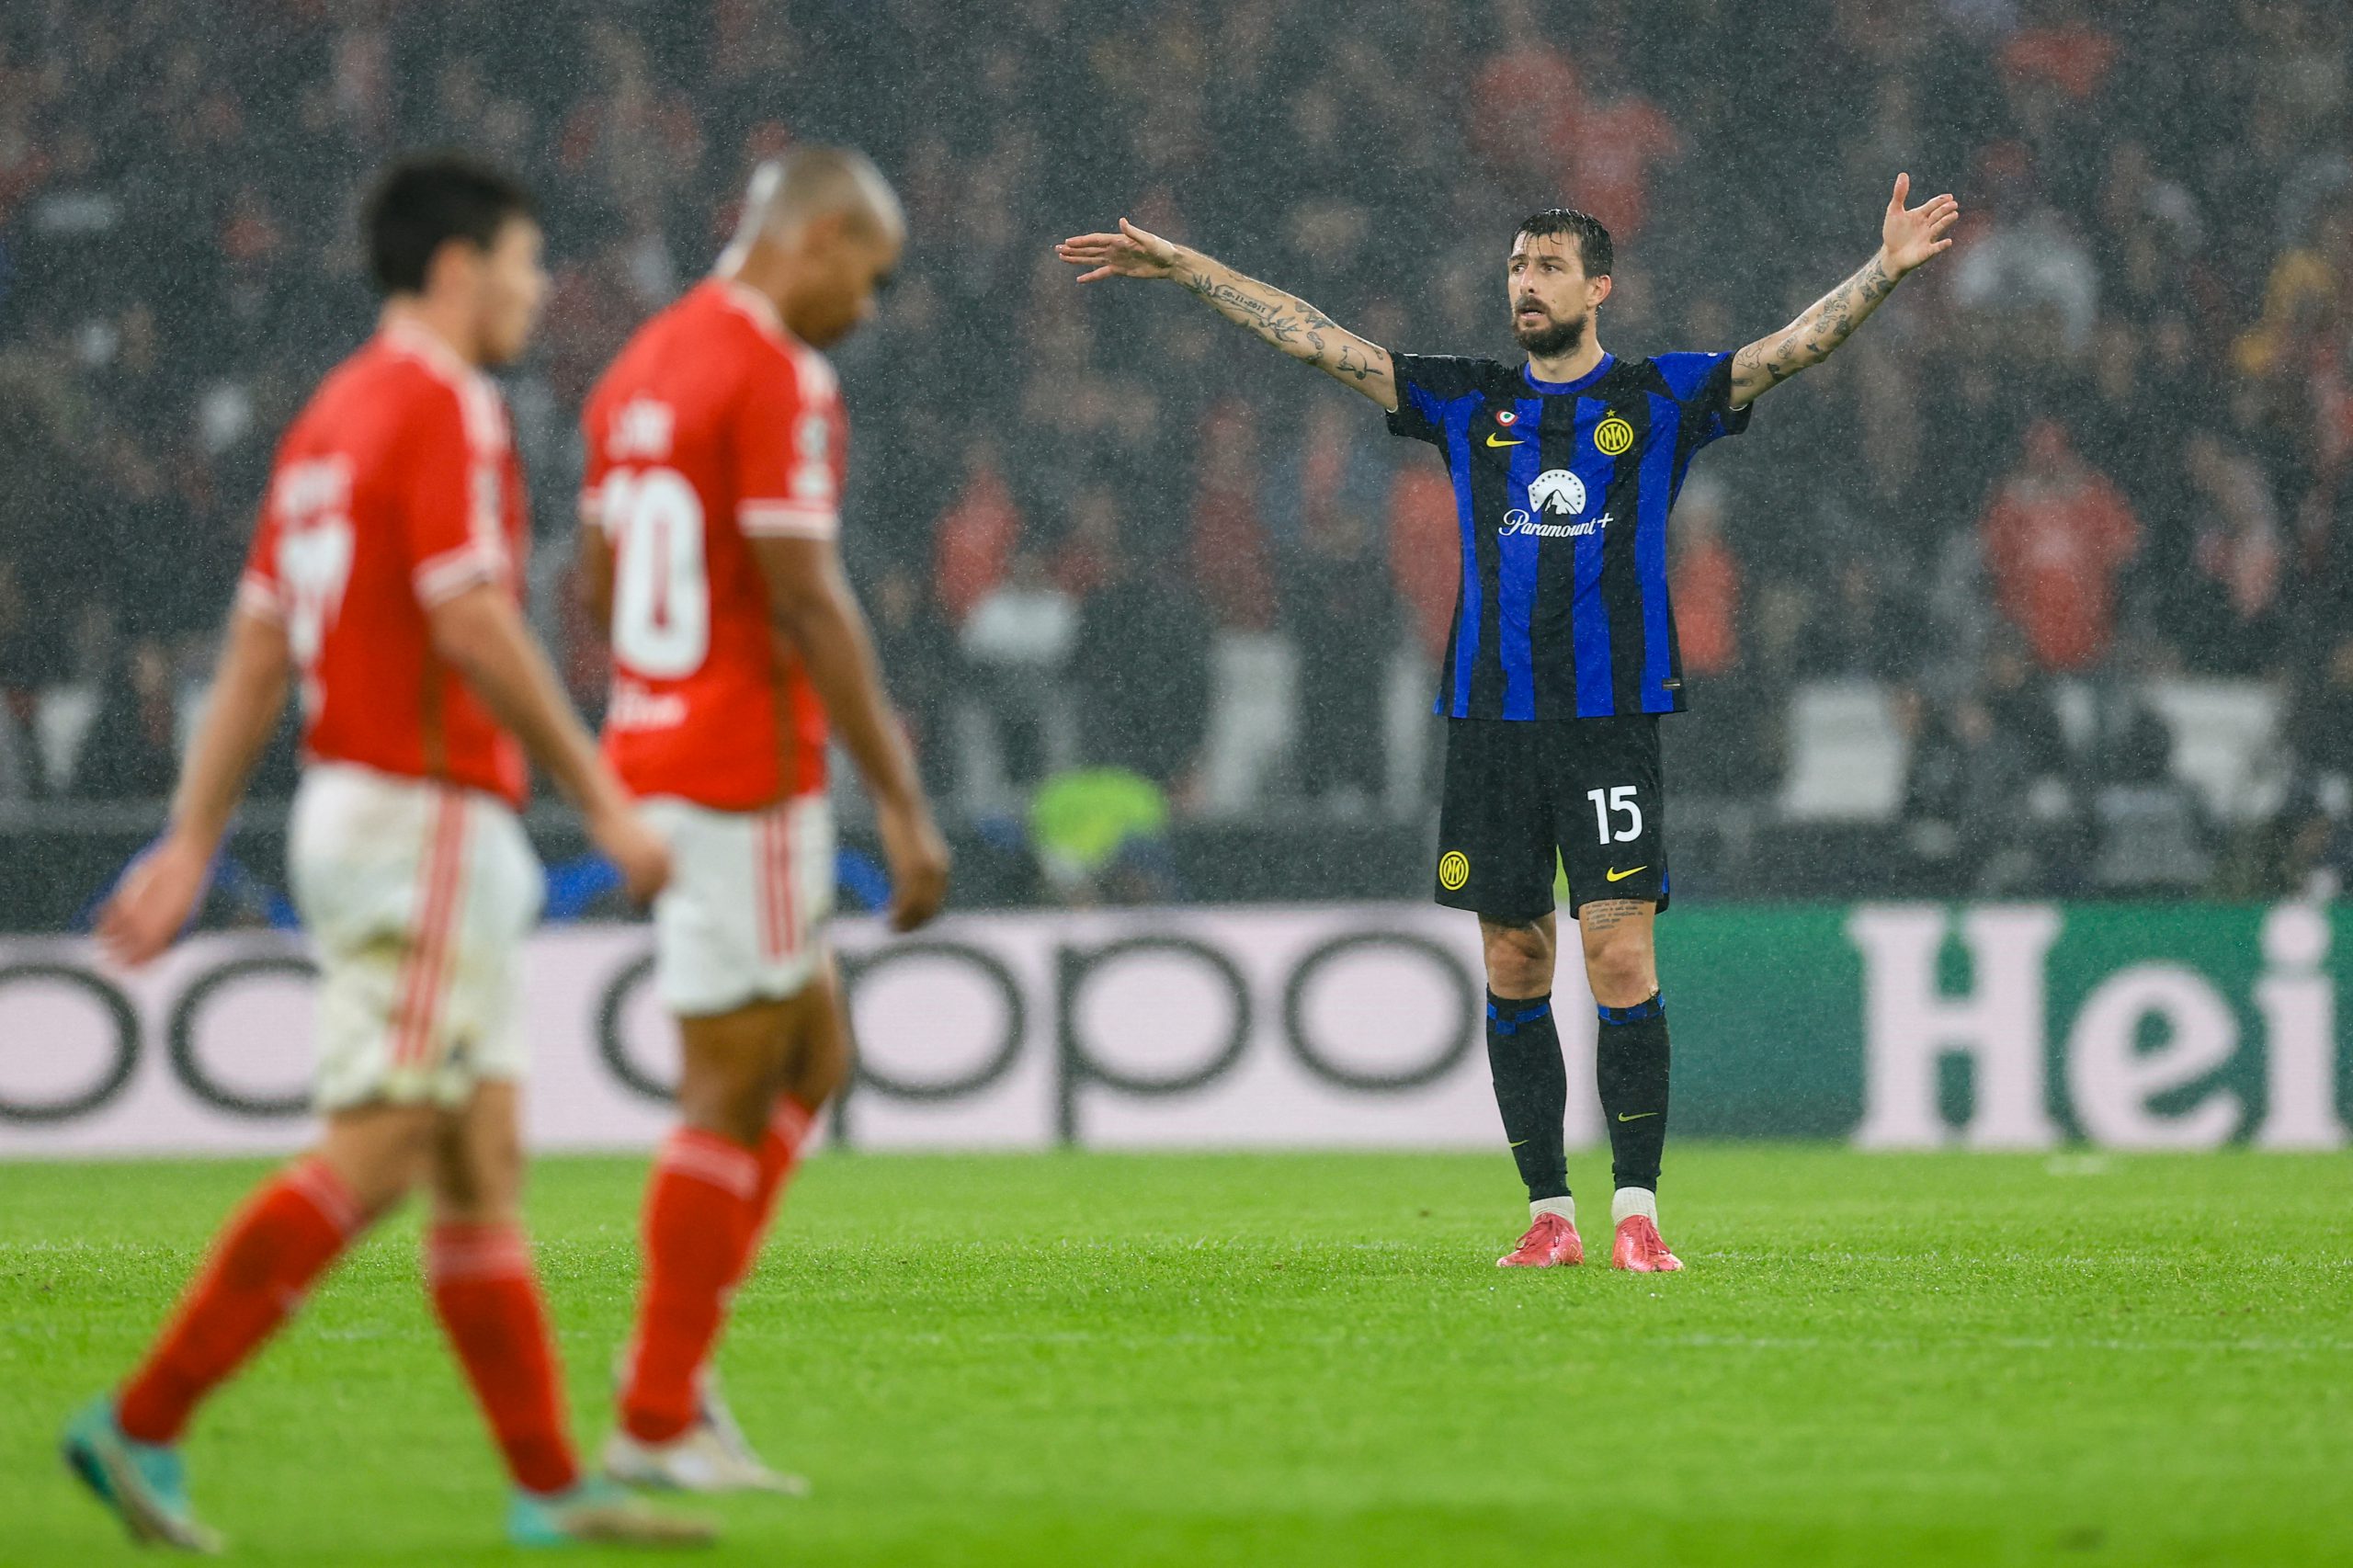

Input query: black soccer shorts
[1433,714,1669,922]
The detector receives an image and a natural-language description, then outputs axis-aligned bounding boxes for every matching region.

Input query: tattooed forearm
[1181,267,1316,350]
[1332,341,1383,382]
[1802,254,1893,355]
[1729,250,1901,404]
[1186,271,1295,328]
[1176,252,1394,402]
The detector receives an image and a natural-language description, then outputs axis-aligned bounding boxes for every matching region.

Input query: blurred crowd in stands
[3,0,2351,899]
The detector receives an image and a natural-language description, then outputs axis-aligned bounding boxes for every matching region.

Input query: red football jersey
[239,321,529,804]
[580,278,843,810]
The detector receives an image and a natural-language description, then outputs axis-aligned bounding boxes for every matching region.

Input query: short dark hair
[363,153,537,297]
[1514,208,1613,278]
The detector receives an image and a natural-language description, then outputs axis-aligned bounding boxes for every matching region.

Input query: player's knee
[428,1107,526,1223]
[426,1152,518,1225]
[1482,922,1553,997]
[316,1107,436,1220]
[773,960,852,1111]
[1582,932,1656,1007]
[675,1035,778,1147]
[679,1075,774,1148]
[784,1022,851,1112]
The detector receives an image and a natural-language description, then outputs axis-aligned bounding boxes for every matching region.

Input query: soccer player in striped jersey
[1058,174,1958,1272]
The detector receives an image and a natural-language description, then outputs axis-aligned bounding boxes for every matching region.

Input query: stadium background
[0,0,2349,1160]
[4,8,2352,1566]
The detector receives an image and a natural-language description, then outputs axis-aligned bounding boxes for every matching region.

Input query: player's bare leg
[1578,901,1682,1273]
[724,955,851,1288]
[773,953,853,1160]
[1483,915,1586,1267]
[608,979,839,1495]
[63,1105,434,1552]
[685,956,852,1483]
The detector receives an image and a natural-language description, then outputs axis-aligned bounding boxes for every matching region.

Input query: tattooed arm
[1171,252,1398,408]
[1727,173,1961,409]
[1055,218,1400,411]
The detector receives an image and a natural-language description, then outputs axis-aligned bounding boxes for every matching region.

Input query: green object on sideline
[1029,767,1171,877]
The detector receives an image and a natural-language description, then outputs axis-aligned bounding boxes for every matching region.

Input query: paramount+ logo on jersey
[1502,468,1610,540]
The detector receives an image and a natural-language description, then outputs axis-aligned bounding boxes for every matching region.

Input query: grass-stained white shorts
[289,763,544,1110]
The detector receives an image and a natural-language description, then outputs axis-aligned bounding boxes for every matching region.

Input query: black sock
[1597,993,1670,1192]
[1484,993,1568,1203]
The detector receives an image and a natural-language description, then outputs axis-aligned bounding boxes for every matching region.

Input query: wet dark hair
[363,153,536,297]
[1513,207,1613,278]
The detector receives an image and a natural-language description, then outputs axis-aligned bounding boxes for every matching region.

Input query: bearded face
[1512,301,1587,358]
[1506,231,1604,359]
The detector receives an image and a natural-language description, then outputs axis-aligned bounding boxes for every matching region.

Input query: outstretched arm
[1056,218,1399,411]
[1728,174,1961,409]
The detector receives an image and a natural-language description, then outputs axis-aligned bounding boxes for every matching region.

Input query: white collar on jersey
[715,277,789,345]
[381,315,483,383]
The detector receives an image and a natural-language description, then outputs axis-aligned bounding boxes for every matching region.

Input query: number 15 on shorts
[1587,786,1643,844]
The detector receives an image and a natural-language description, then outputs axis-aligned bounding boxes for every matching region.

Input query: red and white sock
[620,1128,759,1444]
[117,1157,361,1445]
[426,1221,580,1496]
[735,1096,816,1286]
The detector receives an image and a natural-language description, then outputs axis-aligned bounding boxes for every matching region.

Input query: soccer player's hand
[1055,218,1180,283]
[97,834,213,967]
[1881,173,1961,277]
[877,799,950,932]
[588,801,673,904]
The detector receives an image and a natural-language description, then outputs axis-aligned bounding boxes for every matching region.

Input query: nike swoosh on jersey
[1605,865,1649,882]
[1485,433,1526,447]
[1616,1111,1660,1122]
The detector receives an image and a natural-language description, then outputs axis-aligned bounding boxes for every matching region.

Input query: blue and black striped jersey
[1387,351,1751,721]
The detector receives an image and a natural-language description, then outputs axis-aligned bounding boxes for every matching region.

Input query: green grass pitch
[3,1147,2350,1566]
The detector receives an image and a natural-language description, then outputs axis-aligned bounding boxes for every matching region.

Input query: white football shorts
[641,793,834,1017]
[288,763,545,1111]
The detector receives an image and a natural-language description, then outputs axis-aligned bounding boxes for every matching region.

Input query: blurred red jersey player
[585,286,838,811]
[65,154,706,1551]
[578,147,949,1493]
